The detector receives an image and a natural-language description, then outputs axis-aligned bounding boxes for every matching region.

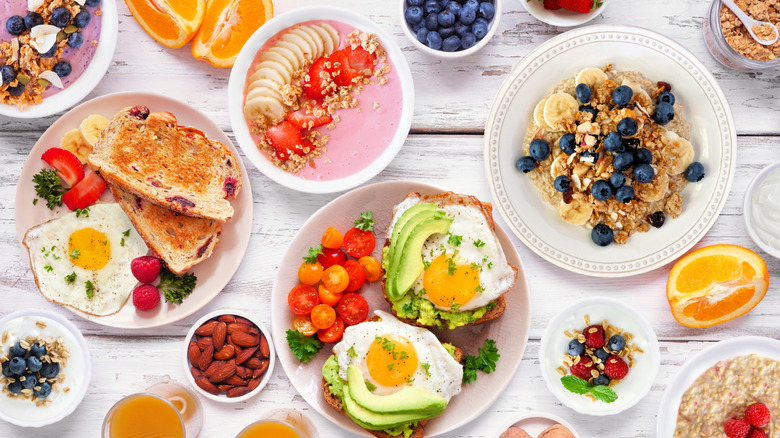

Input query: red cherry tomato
[288,284,319,315]
[317,247,347,269]
[293,315,318,336]
[343,228,375,258]
[337,293,369,325]
[311,304,337,330]
[343,259,366,292]
[318,316,345,343]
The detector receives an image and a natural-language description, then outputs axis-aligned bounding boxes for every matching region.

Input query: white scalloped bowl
[521,0,611,27]
[743,162,780,259]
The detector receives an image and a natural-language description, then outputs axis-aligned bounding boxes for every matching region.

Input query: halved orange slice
[191,0,274,68]
[125,0,206,49]
[667,244,769,328]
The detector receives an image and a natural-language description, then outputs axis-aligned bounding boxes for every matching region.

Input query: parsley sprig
[303,244,323,264]
[32,169,65,210]
[157,266,197,304]
[462,339,500,384]
[85,280,95,299]
[286,329,323,363]
[560,375,617,403]
[354,211,374,231]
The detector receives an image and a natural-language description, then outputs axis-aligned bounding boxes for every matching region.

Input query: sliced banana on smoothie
[244,94,286,123]
[664,131,694,175]
[79,114,109,147]
[559,198,593,225]
[248,66,287,88]
[575,67,609,88]
[543,93,579,131]
[299,26,325,57]
[260,50,296,77]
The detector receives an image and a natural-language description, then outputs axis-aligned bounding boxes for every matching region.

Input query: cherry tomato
[310,304,337,329]
[358,256,382,282]
[317,247,347,269]
[318,284,343,307]
[322,264,349,293]
[322,227,344,249]
[288,284,319,315]
[343,259,367,292]
[318,316,345,343]
[337,293,369,325]
[343,228,375,258]
[293,315,318,336]
[298,261,323,285]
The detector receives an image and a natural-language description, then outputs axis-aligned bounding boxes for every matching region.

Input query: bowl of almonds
[183,310,274,403]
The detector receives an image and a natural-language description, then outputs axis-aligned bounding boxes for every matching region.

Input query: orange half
[125,0,206,49]
[191,0,274,68]
[666,244,769,328]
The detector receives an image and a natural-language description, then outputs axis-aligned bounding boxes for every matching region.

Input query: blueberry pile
[1,341,61,399]
[404,0,495,52]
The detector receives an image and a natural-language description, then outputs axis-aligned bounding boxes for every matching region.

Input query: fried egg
[388,193,516,311]
[333,310,462,401]
[23,203,148,316]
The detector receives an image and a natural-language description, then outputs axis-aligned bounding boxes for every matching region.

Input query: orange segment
[666,244,769,328]
[125,0,206,49]
[191,0,274,68]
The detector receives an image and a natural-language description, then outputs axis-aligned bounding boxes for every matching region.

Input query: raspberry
[747,429,767,438]
[746,403,771,427]
[132,284,160,311]
[131,256,161,283]
[569,357,595,380]
[603,355,629,380]
[724,418,751,438]
[583,325,605,348]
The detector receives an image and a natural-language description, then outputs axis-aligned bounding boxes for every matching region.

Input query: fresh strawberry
[41,147,84,188]
[603,355,629,380]
[583,324,605,348]
[331,47,377,87]
[543,0,561,10]
[558,0,594,13]
[303,57,335,99]
[131,256,162,284]
[287,101,333,129]
[569,357,595,380]
[132,284,160,311]
[328,50,356,87]
[266,121,307,161]
[747,429,768,438]
[62,171,106,210]
[746,403,771,427]
[724,418,751,438]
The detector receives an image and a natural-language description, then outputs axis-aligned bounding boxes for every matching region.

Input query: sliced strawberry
[287,102,333,129]
[345,46,378,75]
[329,50,356,87]
[266,121,307,161]
[331,47,378,87]
[41,147,84,187]
[303,57,335,99]
[62,171,106,210]
[558,0,594,13]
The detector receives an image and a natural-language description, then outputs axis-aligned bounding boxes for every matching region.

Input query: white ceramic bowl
[539,297,660,416]
[399,0,502,58]
[521,0,611,27]
[0,0,118,119]
[496,412,580,437]
[743,162,780,258]
[0,309,91,427]
[228,6,414,194]
[183,309,275,403]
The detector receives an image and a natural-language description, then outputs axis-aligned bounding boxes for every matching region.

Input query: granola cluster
[720,0,780,61]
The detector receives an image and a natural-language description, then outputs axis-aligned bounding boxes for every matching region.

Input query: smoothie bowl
[228,6,414,194]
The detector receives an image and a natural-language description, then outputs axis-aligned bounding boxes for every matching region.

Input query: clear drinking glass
[236,409,317,438]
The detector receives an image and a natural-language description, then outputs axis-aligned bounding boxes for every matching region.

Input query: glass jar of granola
[704,0,780,69]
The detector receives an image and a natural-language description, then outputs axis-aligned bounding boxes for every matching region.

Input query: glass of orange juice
[236,409,317,438]
[102,381,203,438]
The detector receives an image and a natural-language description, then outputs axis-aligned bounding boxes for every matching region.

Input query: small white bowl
[743,162,780,258]
[399,0,502,58]
[183,309,275,403]
[496,412,580,437]
[539,297,660,416]
[521,0,611,27]
[0,309,91,427]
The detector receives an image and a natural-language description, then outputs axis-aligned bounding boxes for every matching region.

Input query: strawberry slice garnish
[344,46,378,75]
[41,147,84,188]
[62,171,106,210]
[287,101,333,129]
[303,57,335,99]
[266,120,310,161]
[558,0,594,13]
[330,47,378,87]
[329,50,355,87]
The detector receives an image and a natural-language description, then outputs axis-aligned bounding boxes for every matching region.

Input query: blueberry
[426,31,442,50]
[29,343,46,358]
[617,117,638,137]
[21,373,37,390]
[2,362,12,378]
[26,356,43,373]
[51,7,72,28]
[608,335,626,351]
[438,9,456,27]
[516,156,536,173]
[439,26,455,38]
[472,18,488,39]
[591,224,614,247]
[579,105,597,122]
[464,0,479,9]
[615,185,635,203]
[478,1,495,20]
[575,83,592,103]
[409,0,425,5]
[567,339,585,356]
[6,15,25,35]
[591,180,613,201]
[529,139,550,161]
[635,147,652,164]
[446,1,462,15]
[40,362,60,379]
[459,6,477,25]
[85,0,102,6]
[8,357,26,376]
[581,151,598,163]
[6,83,24,96]
[53,61,72,78]
[613,152,635,172]
[73,10,91,28]
[633,163,655,183]
[9,342,25,358]
[441,0,452,7]
[610,173,626,188]
[653,102,675,125]
[442,35,461,52]
[594,348,610,362]
[24,12,43,29]
[623,137,641,149]
[426,13,439,30]
[647,211,665,228]
[454,22,470,36]
[40,44,58,58]
[461,32,477,48]
[416,27,429,43]
[612,85,633,106]
[1,65,16,84]
[685,162,705,182]
[554,175,571,192]
[68,31,84,48]
[405,6,424,24]
[657,91,675,105]
[603,132,624,153]
[424,0,442,14]
[593,374,611,386]
[34,381,52,399]
[7,380,22,395]
[559,133,576,155]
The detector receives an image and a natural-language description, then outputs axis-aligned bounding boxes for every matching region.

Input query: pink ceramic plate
[270,180,531,437]
[14,92,253,328]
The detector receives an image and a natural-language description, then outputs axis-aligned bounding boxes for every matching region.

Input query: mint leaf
[560,375,590,394]
[591,385,618,403]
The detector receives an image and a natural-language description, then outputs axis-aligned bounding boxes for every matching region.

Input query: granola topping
[720,0,780,61]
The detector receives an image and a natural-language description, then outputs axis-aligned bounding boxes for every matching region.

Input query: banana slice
[299,26,325,59]
[247,78,282,96]
[246,85,284,106]
[310,24,339,55]
[60,128,89,163]
[318,23,340,52]
[267,46,301,72]
[79,114,108,147]
[289,28,320,59]
[276,40,307,69]
[559,199,593,225]
[243,95,286,123]
[634,170,669,202]
[575,67,608,89]
[543,93,578,131]
[260,50,295,78]
[533,96,550,128]
[248,66,287,88]
[253,60,292,84]
[281,31,314,60]
[664,131,695,175]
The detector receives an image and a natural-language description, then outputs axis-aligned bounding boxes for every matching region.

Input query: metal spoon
[722,0,779,45]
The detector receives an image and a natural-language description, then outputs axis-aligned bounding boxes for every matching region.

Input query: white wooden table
[1,0,779,436]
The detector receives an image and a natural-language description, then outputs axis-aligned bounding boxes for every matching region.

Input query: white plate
[270,181,531,437]
[14,92,253,328]
[484,25,737,277]
[496,412,580,437]
[521,0,611,27]
[0,0,118,119]
[228,6,414,194]
[656,336,780,438]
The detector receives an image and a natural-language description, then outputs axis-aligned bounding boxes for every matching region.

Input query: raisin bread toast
[88,106,241,222]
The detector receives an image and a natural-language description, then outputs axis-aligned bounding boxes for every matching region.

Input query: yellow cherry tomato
[298,261,324,285]
[319,284,343,307]
[322,264,349,293]
[293,315,318,336]
[358,256,382,282]
[311,304,337,330]
[322,227,344,249]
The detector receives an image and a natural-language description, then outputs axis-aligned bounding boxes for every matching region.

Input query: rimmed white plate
[228,6,414,194]
[14,92,253,328]
[656,336,780,437]
[0,0,118,119]
[496,412,580,437]
[270,180,531,437]
[521,0,612,27]
[484,25,736,277]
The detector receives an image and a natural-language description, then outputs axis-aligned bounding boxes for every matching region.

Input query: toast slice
[88,106,241,222]
[110,184,222,275]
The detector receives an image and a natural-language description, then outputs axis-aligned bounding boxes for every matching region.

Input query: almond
[218,315,236,324]
[248,376,262,391]
[225,374,247,386]
[245,357,262,369]
[232,332,259,347]
[190,366,204,379]
[203,360,226,378]
[198,345,214,371]
[195,376,219,395]
[196,337,213,350]
[235,346,258,365]
[227,386,252,398]
[217,384,234,392]
[260,335,270,358]
[255,359,269,375]
[213,322,227,351]
[195,320,218,336]
[253,367,265,378]
[187,342,201,365]
[214,344,235,360]
[227,323,252,335]
[235,316,253,326]
[236,366,251,379]
[208,361,237,383]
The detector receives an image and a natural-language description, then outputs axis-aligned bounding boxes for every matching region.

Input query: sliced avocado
[346,366,446,416]
[343,388,443,431]
[385,203,437,271]
[386,208,443,297]
[388,215,453,301]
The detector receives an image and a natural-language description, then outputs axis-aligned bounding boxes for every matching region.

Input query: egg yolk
[423,254,480,308]
[365,334,419,388]
[68,228,111,271]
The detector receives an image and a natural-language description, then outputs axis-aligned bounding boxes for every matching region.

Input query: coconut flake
[30,25,60,54]
[39,70,64,89]
[73,0,86,5]
[10,38,19,63]
[28,0,44,11]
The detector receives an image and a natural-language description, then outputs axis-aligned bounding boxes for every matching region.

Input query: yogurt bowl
[743,162,780,258]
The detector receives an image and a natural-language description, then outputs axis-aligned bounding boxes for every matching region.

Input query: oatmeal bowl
[228,5,414,194]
